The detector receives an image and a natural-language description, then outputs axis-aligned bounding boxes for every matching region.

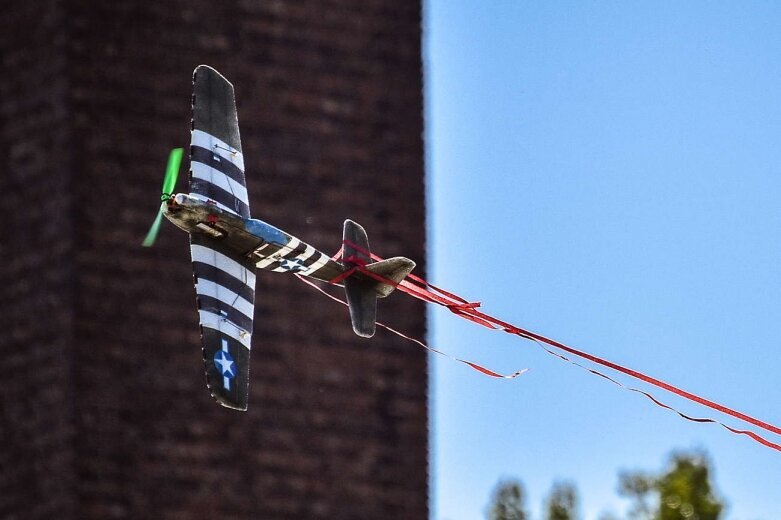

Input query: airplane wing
[190,65,255,410]
[190,234,255,410]
[190,65,251,218]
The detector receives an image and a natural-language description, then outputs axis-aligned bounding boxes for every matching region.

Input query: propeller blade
[142,205,165,247]
[142,148,184,247]
[162,148,184,196]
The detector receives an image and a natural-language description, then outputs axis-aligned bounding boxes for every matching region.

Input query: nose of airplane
[162,193,185,215]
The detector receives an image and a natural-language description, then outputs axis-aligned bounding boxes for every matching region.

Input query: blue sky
[425,2,781,519]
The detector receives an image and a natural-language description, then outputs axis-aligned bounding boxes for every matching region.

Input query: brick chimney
[0,1,427,518]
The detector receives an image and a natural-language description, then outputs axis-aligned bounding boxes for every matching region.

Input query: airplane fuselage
[163,193,345,282]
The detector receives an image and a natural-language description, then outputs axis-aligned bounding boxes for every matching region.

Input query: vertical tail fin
[342,220,416,338]
[343,220,377,337]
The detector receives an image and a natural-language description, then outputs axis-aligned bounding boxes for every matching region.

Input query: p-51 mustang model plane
[144,65,416,411]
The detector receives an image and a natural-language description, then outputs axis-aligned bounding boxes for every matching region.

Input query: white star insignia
[214,351,235,377]
[280,258,305,272]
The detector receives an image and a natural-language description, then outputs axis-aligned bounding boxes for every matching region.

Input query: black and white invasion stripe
[191,236,255,349]
[254,236,333,276]
[189,129,250,218]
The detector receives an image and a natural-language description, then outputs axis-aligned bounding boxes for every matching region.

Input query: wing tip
[214,396,248,412]
[205,380,249,411]
[193,64,233,86]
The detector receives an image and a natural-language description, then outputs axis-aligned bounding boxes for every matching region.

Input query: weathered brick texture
[1,1,427,518]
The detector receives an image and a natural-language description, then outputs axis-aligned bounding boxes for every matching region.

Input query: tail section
[343,220,376,337]
[342,220,416,338]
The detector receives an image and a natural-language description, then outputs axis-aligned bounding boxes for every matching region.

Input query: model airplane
[144,65,416,410]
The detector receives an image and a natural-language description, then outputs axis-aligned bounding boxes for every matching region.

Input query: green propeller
[142,148,184,247]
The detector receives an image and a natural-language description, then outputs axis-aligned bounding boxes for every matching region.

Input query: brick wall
[0,1,76,518]
[1,1,427,518]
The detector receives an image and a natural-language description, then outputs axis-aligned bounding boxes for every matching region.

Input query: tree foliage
[487,479,529,520]
[485,449,726,520]
[656,452,723,520]
[619,450,725,520]
[618,470,656,520]
[545,481,579,520]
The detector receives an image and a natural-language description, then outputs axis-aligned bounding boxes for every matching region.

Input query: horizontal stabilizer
[364,257,416,298]
[341,220,417,337]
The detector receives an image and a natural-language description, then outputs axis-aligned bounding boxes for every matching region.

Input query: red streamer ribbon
[295,274,528,379]
[305,240,781,453]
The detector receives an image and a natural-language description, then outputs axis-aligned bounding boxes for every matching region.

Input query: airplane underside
[164,193,346,282]
[158,65,414,410]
